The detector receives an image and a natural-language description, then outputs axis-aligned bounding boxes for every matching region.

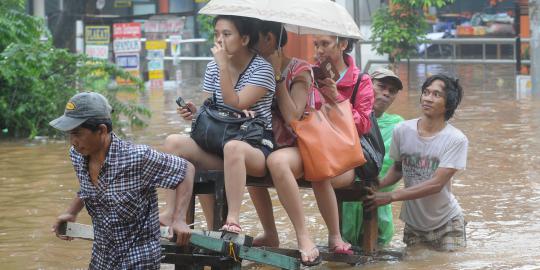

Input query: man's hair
[259,20,288,48]
[421,74,463,120]
[213,15,260,50]
[80,118,113,133]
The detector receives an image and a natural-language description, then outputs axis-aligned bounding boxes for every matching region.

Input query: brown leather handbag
[290,100,366,181]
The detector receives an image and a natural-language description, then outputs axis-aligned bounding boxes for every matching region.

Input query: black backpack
[350,74,385,183]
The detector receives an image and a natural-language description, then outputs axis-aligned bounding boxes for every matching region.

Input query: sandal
[299,247,322,267]
[330,242,354,255]
[220,222,242,234]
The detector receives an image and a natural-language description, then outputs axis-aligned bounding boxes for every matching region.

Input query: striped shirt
[71,133,188,270]
[202,55,275,129]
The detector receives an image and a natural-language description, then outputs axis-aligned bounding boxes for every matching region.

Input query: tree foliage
[371,0,454,65]
[0,3,149,139]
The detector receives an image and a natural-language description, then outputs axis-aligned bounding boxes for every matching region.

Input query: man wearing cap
[341,68,405,246]
[50,92,195,269]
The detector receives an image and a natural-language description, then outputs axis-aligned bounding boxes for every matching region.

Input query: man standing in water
[365,75,468,251]
[342,68,404,246]
[50,92,194,269]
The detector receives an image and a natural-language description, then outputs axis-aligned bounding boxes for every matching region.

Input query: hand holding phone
[176,97,196,121]
[313,60,339,86]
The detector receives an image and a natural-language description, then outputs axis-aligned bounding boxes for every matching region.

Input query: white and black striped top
[202,55,276,130]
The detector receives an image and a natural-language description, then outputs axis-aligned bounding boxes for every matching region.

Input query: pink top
[313,54,374,135]
[272,57,315,148]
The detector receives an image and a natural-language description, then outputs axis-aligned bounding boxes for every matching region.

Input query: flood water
[1,63,539,269]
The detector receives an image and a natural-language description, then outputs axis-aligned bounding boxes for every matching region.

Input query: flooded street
[1,64,539,269]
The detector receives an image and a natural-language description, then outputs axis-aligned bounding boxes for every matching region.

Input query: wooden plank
[238,246,300,270]
[187,233,299,270]
[260,246,403,264]
[58,222,94,240]
[362,182,378,254]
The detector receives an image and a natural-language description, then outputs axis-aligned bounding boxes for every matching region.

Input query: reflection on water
[1,64,540,269]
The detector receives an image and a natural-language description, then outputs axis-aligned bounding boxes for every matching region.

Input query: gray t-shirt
[390,118,468,231]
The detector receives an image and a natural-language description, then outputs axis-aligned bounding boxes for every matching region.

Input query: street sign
[170,35,183,57]
[113,38,141,53]
[85,26,110,44]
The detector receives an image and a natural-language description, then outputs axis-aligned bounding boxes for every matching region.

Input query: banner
[113,22,141,39]
[85,45,109,59]
[85,26,110,44]
[113,39,141,53]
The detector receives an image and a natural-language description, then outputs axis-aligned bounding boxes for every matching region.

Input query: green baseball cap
[49,92,112,131]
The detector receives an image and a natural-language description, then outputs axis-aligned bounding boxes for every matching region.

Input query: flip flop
[331,242,354,255]
[299,247,322,267]
[220,222,242,234]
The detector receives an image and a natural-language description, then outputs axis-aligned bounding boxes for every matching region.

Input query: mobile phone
[312,66,328,82]
[175,97,191,112]
[319,60,339,82]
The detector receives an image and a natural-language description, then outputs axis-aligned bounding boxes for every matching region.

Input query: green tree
[0,2,149,139]
[371,0,454,67]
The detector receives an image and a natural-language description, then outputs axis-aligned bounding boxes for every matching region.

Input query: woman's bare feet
[252,232,280,247]
[328,235,353,255]
[298,234,321,266]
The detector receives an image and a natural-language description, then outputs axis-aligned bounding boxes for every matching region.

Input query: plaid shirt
[70,133,187,269]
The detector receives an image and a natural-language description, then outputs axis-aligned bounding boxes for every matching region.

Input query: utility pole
[531,0,540,92]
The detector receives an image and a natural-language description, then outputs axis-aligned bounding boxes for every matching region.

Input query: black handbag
[350,74,385,182]
[190,98,266,157]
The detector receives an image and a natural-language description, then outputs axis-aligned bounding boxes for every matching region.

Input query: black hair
[213,15,260,50]
[258,20,288,48]
[80,118,113,133]
[421,74,463,120]
[337,37,356,61]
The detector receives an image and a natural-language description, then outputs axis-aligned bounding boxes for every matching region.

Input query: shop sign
[144,18,184,33]
[85,26,110,44]
[116,70,140,85]
[148,59,164,71]
[113,22,141,39]
[85,45,109,59]
[146,49,164,60]
[149,70,164,80]
[114,0,132,8]
[113,38,141,53]
[115,54,139,69]
[145,40,167,50]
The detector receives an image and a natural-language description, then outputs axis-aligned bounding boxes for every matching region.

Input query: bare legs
[160,134,223,229]
[221,140,267,232]
[247,187,280,247]
[265,147,319,263]
[314,169,355,251]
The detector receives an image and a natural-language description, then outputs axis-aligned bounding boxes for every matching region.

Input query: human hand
[51,213,77,241]
[211,41,229,67]
[169,221,191,246]
[317,77,339,103]
[242,110,256,118]
[363,187,393,211]
[177,101,197,121]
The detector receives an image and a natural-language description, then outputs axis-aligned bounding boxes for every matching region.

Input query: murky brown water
[1,64,540,269]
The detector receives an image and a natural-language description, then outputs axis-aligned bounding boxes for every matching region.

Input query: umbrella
[198,0,364,40]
